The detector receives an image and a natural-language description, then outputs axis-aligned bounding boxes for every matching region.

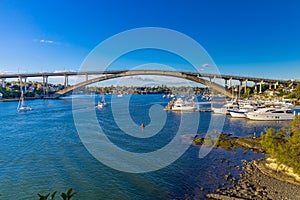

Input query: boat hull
[246,113,294,121]
[229,110,246,118]
[171,106,197,111]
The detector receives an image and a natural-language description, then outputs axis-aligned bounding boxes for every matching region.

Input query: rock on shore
[206,160,300,200]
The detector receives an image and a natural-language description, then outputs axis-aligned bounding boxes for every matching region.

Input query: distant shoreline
[0,96,58,102]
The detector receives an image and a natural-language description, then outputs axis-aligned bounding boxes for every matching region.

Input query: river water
[0,95,291,199]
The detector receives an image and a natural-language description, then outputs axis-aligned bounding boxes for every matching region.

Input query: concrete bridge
[0,70,298,98]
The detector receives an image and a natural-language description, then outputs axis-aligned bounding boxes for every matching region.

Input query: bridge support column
[24,78,27,93]
[85,74,88,81]
[19,76,22,90]
[1,78,5,88]
[224,79,228,89]
[42,76,48,96]
[244,79,248,94]
[42,76,45,96]
[269,83,272,90]
[238,80,242,99]
[274,82,278,90]
[254,82,258,94]
[259,81,263,94]
[64,74,68,88]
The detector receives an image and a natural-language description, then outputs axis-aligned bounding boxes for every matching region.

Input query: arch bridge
[55,70,232,97]
[0,69,297,99]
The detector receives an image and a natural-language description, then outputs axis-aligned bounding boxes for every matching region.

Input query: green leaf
[51,191,57,200]
[38,193,50,200]
[61,193,67,200]
[66,188,72,197]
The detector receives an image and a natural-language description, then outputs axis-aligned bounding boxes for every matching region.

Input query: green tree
[261,116,300,174]
[295,83,300,99]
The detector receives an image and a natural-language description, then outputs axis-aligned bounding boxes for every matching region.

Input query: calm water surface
[0,95,290,199]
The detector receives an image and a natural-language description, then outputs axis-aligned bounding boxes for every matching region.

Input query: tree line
[261,115,300,174]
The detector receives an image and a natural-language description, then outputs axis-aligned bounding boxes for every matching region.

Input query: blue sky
[0,0,300,81]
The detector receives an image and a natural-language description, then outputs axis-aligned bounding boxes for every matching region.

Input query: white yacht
[213,101,239,115]
[171,98,197,111]
[246,108,294,121]
[229,104,256,118]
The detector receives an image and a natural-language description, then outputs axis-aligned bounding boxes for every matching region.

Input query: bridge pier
[43,76,48,96]
[224,79,228,89]
[18,76,23,92]
[259,81,263,93]
[238,80,242,99]
[1,78,5,88]
[274,82,278,90]
[85,73,89,81]
[244,79,248,94]
[254,82,258,94]
[229,78,232,88]
[24,78,27,93]
[269,83,272,90]
[64,74,69,88]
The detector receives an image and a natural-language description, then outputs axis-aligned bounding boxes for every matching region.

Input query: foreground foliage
[38,188,76,200]
[261,116,300,174]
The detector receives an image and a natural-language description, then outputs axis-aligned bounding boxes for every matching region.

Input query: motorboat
[171,98,197,111]
[96,101,104,109]
[167,94,175,98]
[96,95,106,109]
[246,107,294,121]
[213,101,239,115]
[229,104,255,118]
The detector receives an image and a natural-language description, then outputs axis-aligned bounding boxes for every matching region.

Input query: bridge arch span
[56,70,232,97]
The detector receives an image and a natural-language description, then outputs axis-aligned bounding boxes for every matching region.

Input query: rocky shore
[193,133,264,153]
[206,159,300,200]
[193,134,300,199]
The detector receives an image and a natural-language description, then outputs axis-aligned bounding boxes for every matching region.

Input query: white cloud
[33,39,58,44]
[40,39,54,44]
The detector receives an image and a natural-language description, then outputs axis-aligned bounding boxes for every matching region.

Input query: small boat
[166,94,175,98]
[96,95,106,109]
[17,90,32,112]
[96,101,104,109]
[246,107,295,121]
[117,94,123,97]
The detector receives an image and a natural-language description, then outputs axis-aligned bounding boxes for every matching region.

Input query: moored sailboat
[17,90,32,112]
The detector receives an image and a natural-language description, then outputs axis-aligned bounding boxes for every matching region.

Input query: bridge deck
[0,70,296,84]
